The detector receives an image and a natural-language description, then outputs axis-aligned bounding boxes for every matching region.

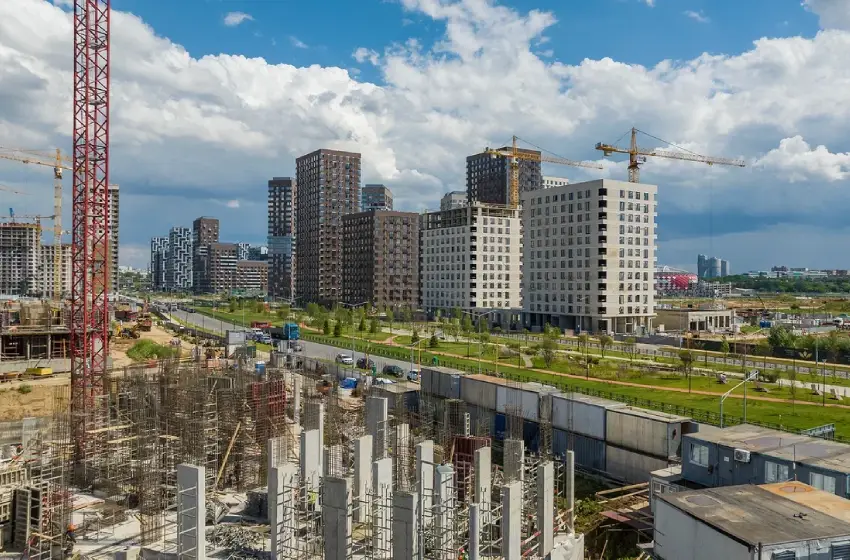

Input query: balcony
[598,188,607,196]
[598,212,608,220]
[597,248,606,256]
[597,295,607,303]
[598,283,607,290]
[598,200,608,208]
[598,271,607,279]
[597,307,607,314]
[598,235,607,244]
[598,259,607,267]
[598,224,607,232]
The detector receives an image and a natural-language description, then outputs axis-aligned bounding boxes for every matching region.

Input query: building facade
[466,147,542,205]
[165,227,192,291]
[522,179,657,334]
[150,236,169,291]
[237,243,250,261]
[295,149,361,305]
[234,260,268,293]
[362,184,393,211]
[40,243,72,299]
[697,254,730,279]
[248,246,268,261]
[192,217,219,293]
[440,191,467,211]
[420,204,522,312]
[108,184,120,293]
[0,223,41,296]
[341,210,419,309]
[207,243,238,294]
[268,177,297,300]
[543,176,569,189]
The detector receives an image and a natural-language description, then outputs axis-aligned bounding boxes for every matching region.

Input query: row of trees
[725,275,850,294]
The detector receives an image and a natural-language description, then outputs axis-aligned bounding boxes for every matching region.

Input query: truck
[271,322,300,341]
[251,321,272,330]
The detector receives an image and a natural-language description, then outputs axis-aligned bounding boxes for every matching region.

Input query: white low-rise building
[420,204,522,312]
[522,178,657,334]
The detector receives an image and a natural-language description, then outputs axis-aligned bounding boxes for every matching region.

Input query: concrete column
[416,441,434,521]
[267,435,287,473]
[300,429,321,497]
[504,439,525,483]
[395,423,410,487]
[468,503,482,560]
[502,481,522,560]
[292,374,302,426]
[366,396,389,458]
[177,464,206,560]
[565,450,575,532]
[269,464,298,559]
[322,477,352,560]
[434,464,456,560]
[324,444,343,477]
[537,461,554,559]
[305,400,325,441]
[353,435,373,523]
[372,457,393,557]
[392,491,419,560]
[474,446,491,507]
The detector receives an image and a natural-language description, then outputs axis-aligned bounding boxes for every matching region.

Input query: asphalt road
[170,309,418,375]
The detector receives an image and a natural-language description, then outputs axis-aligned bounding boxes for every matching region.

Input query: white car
[335,353,353,365]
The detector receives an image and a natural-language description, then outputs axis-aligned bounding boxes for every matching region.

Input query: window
[831,542,850,560]
[811,472,837,494]
[771,552,796,560]
[765,461,789,483]
[689,443,709,467]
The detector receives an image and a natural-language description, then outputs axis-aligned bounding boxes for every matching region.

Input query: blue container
[494,413,507,441]
[523,420,540,453]
[553,429,607,472]
[255,361,266,375]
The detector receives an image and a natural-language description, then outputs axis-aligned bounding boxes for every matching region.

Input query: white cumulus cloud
[684,10,710,23]
[756,136,850,183]
[802,0,850,30]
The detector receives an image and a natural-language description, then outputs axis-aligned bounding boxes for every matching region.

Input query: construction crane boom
[485,135,604,208]
[595,127,746,183]
[0,148,73,300]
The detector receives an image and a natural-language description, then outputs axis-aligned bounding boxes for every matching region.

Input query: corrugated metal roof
[761,482,850,524]
[610,405,690,423]
[659,484,850,546]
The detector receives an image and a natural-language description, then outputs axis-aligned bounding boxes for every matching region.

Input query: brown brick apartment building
[342,210,419,309]
[295,149,361,306]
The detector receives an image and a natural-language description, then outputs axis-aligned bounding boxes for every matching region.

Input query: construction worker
[65,524,77,545]
[308,490,319,532]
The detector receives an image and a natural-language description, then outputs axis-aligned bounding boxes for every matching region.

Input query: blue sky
[0,0,848,272]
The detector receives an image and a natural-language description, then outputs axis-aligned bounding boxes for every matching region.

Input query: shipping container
[523,420,540,453]
[553,429,607,472]
[606,444,670,484]
[421,368,437,396]
[494,413,507,441]
[439,372,462,400]
[606,407,691,459]
[460,376,497,410]
[552,393,624,441]
[465,404,495,438]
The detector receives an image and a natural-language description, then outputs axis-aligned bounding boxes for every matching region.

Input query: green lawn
[301,331,850,438]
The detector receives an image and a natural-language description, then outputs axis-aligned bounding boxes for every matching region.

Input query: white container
[606,444,670,484]
[606,407,690,459]
[552,393,624,441]
[460,376,497,410]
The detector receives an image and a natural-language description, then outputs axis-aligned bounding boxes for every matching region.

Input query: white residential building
[542,176,569,189]
[522,179,657,334]
[420,204,522,312]
[40,243,72,299]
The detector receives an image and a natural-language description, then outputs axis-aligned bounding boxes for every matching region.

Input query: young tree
[679,349,695,392]
[369,318,378,334]
[577,333,590,360]
[452,307,462,322]
[462,315,473,334]
[358,317,367,332]
[598,334,613,358]
[541,336,557,368]
[333,321,342,337]
[623,337,638,365]
[523,328,530,347]
[411,329,420,344]
[322,318,331,336]
[719,337,731,365]
[386,309,394,333]
[255,301,266,314]
[277,304,291,322]
[507,341,522,367]
[429,333,439,348]
[228,299,237,313]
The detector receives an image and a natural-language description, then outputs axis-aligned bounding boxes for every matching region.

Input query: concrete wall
[653,499,750,560]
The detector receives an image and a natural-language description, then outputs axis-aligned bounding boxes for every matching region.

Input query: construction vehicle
[595,127,746,183]
[484,136,604,209]
[23,366,53,379]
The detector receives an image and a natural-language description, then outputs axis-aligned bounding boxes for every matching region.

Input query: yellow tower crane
[595,127,746,183]
[0,148,73,300]
[485,136,605,209]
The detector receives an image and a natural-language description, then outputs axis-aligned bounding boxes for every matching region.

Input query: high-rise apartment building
[248,246,268,261]
[235,261,268,293]
[40,243,72,299]
[362,184,393,211]
[0,223,41,296]
[192,217,219,293]
[543,176,569,189]
[697,254,730,279]
[166,227,192,291]
[108,184,120,293]
[268,177,297,300]
[522,179,657,334]
[237,243,250,261]
[420,204,522,312]
[342,210,419,309]
[440,191,467,211]
[208,243,237,294]
[150,237,169,290]
[295,149,361,305]
[466,147,542,205]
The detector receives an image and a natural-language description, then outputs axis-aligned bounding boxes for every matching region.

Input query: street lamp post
[720,370,759,428]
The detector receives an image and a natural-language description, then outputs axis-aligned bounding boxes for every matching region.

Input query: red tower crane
[71,0,111,458]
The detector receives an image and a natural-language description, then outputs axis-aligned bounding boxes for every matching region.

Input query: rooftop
[761,482,850,524]
[608,405,690,423]
[659,485,850,546]
[555,392,626,410]
[685,424,813,452]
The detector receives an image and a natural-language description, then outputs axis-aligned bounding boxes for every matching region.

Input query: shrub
[127,340,176,362]
[17,384,32,395]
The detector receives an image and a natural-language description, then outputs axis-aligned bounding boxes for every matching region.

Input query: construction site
[0,355,584,559]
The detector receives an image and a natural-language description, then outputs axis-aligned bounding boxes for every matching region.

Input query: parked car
[356,357,376,370]
[335,353,353,365]
[382,364,404,378]
[407,370,420,382]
